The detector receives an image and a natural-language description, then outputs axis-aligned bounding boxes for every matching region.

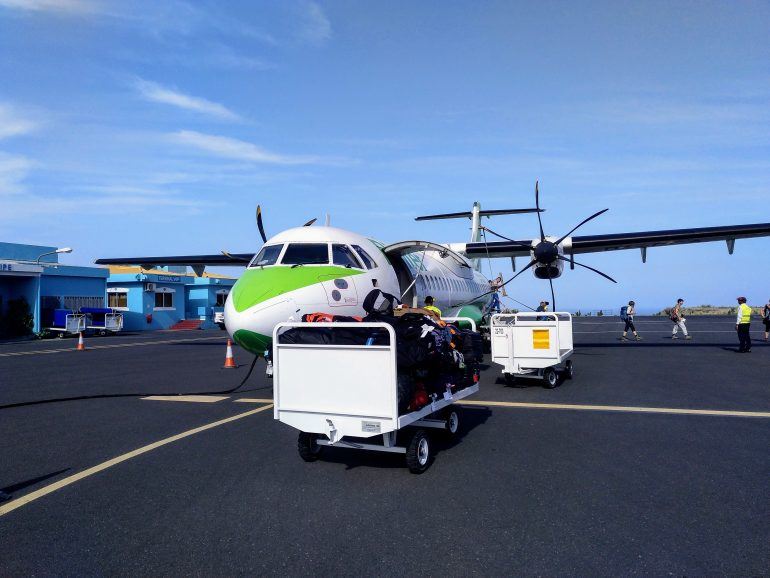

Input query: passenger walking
[670,298,692,339]
[735,296,752,353]
[763,299,770,341]
[423,295,442,319]
[535,300,549,320]
[620,300,641,341]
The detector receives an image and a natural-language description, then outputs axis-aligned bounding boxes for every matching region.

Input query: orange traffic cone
[223,339,236,368]
[76,332,86,351]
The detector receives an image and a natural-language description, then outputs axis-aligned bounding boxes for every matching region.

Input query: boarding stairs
[169,319,203,331]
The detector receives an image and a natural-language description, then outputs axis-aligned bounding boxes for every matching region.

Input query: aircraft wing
[462,222,770,259]
[94,253,253,268]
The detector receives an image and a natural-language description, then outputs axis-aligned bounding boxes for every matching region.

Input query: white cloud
[0,0,97,13]
[0,103,38,140]
[297,1,331,45]
[170,130,328,165]
[134,78,239,120]
[0,153,34,194]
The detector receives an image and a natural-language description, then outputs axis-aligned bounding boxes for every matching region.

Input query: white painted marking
[142,395,229,403]
[0,403,274,517]
[234,398,274,403]
[0,336,227,358]
[457,400,770,418]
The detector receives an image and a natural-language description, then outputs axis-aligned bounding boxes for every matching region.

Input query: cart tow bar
[325,419,339,444]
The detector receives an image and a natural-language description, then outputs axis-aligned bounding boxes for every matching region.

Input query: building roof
[106,266,235,280]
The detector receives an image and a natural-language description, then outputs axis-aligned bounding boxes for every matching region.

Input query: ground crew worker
[735,296,752,353]
[670,298,692,340]
[763,298,770,341]
[423,295,441,319]
[535,300,549,320]
[486,274,504,314]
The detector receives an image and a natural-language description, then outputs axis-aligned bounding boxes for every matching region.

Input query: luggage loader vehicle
[490,312,574,388]
[272,321,479,474]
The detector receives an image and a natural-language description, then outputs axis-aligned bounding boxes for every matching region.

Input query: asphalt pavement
[1,317,768,575]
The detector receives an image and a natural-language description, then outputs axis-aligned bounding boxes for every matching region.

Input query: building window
[154,291,174,309]
[108,292,128,308]
[215,292,229,307]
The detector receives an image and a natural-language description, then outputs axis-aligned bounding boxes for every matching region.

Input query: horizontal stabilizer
[415,208,542,221]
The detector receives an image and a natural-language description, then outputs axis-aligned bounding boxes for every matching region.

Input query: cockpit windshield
[281,243,329,265]
[251,244,283,267]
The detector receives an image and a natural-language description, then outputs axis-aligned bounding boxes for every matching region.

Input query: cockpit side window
[281,243,329,265]
[332,244,363,268]
[352,245,378,269]
[251,244,283,267]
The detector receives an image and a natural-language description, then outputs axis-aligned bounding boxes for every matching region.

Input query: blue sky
[1,0,769,311]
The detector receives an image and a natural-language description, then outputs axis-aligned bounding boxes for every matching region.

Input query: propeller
[256,205,267,243]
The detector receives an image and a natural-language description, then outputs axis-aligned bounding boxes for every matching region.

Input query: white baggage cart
[490,312,574,388]
[272,321,480,473]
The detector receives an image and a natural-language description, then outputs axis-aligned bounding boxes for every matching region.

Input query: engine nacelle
[530,236,571,279]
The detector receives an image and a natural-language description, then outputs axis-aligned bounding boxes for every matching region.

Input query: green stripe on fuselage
[233,329,271,355]
[232,266,364,312]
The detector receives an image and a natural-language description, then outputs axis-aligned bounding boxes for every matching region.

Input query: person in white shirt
[670,298,692,340]
[621,300,641,341]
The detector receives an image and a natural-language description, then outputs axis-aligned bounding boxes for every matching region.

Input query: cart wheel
[297,432,323,462]
[56,333,64,340]
[503,372,516,386]
[543,367,558,389]
[406,429,432,474]
[443,406,461,438]
[565,360,574,380]
[100,330,107,337]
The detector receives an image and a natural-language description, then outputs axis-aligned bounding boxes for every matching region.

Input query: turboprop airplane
[95,185,770,356]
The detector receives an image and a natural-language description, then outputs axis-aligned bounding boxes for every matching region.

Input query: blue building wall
[1,243,107,335]
[106,270,234,331]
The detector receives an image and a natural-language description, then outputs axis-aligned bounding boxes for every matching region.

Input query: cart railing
[442,316,477,331]
[273,322,399,442]
[491,312,573,362]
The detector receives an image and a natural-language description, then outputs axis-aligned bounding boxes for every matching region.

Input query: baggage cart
[47,309,86,338]
[272,321,480,473]
[490,312,574,388]
[80,307,123,335]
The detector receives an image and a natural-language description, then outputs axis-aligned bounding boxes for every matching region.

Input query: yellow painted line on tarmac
[0,403,274,518]
[456,400,770,418]
[142,395,230,403]
[233,398,274,403]
[0,336,227,358]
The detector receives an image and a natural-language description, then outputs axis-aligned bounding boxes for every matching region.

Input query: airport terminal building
[0,243,235,336]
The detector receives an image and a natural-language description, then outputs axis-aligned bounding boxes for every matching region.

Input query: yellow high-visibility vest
[424,304,442,317]
[739,303,752,323]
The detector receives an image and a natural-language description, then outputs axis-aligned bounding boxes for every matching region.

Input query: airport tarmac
[1,316,768,575]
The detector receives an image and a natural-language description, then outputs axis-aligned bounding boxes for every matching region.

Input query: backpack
[620,306,628,321]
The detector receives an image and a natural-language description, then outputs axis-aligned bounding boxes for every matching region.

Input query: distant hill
[654,305,765,316]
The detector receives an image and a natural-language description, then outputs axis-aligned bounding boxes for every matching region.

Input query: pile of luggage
[279,290,483,415]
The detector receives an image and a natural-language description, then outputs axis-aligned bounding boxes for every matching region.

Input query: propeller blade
[498,259,538,291]
[535,180,545,242]
[221,250,250,262]
[557,255,617,283]
[480,226,535,251]
[256,205,267,243]
[554,208,609,246]
[548,276,556,313]
[303,218,317,227]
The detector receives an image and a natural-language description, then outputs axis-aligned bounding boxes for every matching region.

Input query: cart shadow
[316,407,492,472]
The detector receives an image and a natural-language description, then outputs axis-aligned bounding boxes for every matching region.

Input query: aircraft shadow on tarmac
[310,406,492,471]
[1,468,70,496]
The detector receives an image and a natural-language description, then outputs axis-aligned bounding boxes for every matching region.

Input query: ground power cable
[0,353,265,411]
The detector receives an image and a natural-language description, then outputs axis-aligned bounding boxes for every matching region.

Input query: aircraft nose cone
[534,241,558,264]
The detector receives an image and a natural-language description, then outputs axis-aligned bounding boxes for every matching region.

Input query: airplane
[95,185,770,357]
